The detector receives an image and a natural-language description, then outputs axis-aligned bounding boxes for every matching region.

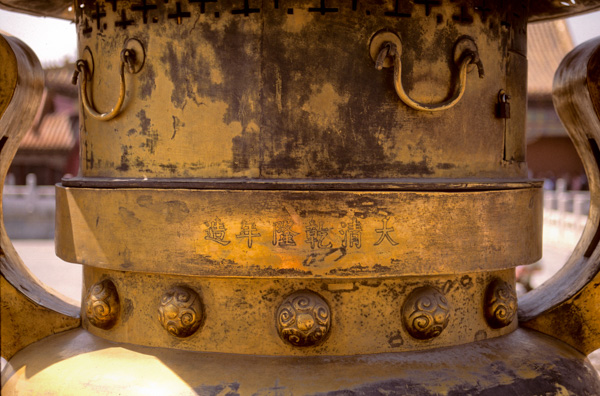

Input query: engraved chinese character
[204,217,230,246]
[305,220,333,249]
[339,218,362,249]
[236,220,261,248]
[374,216,399,246]
[273,220,299,247]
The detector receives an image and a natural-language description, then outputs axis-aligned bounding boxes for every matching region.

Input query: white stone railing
[542,189,589,249]
[2,174,56,239]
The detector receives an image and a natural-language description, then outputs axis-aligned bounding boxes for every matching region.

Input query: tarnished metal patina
[85,278,120,330]
[1,0,600,394]
[157,285,204,338]
[484,278,518,329]
[276,290,331,347]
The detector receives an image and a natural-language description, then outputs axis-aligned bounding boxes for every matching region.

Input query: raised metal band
[82,266,517,356]
[56,186,542,277]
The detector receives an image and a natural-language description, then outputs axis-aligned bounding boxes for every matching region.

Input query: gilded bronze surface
[484,278,517,329]
[85,279,120,330]
[1,33,80,362]
[55,186,543,277]
[73,0,530,180]
[2,0,600,393]
[402,286,450,340]
[81,266,517,355]
[3,328,599,395]
[158,286,204,338]
[276,290,331,347]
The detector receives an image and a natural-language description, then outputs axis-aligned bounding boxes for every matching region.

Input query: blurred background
[1,7,600,366]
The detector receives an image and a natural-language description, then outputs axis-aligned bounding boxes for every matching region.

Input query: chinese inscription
[204,217,230,246]
[374,217,399,246]
[339,218,362,249]
[236,220,261,248]
[305,220,333,249]
[273,220,299,247]
[198,216,401,250]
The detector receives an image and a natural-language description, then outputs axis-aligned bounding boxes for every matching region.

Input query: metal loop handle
[376,40,484,112]
[74,48,134,122]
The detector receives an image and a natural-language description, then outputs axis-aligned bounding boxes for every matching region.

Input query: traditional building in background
[6,65,79,186]
[526,20,586,189]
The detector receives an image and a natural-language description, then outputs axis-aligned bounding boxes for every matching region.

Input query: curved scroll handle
[375,37,484,112]
[1,33,80,362]
[73,48,137,121]
[518,37,600,356]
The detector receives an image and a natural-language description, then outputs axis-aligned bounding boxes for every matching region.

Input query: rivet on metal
[158,286,204,338]
[484,278,517,329]
[402,286,451,340]
[85,279,120,330]
[276,291,331,347]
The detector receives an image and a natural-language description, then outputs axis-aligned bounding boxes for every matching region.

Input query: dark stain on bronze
[436,162,455,169]
[136,195,154,208]
[159,163,178,173]
[116,145,130,171]
[139,61,156,100]
[136,109,150,135]
[119,207,142,226]
[475,329,488,341]
[447,358,599,396]
[171,115,184,139]
[232,129,260,172]
[122,298,135,323]
[194,382,240,396]
[387,331,405,348]
[460,275,474,289]
[163,200,190,222]
[192,254,314,277]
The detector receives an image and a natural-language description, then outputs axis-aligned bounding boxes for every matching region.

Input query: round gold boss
[276,291,331,347]
[85,279,120,330]
[402,286,451,340]
[158,286,204,338]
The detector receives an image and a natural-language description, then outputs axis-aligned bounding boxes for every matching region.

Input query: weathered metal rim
[61,177,543,192]
[55,185,542,277]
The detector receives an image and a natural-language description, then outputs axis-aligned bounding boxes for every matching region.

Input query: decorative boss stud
[484,278,517,329]
[402,286,451,340]
[276,291,331,347]
[85,279,120,330]
[158,286,204,338]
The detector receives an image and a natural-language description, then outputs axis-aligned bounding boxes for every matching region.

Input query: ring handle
[373,34,484,112]
[518,37,600,356]
[73,41,144,122]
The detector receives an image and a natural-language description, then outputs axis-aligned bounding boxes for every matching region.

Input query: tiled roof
[19,112,75,151]
[45,65,77,98]
[528,19,574,98]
